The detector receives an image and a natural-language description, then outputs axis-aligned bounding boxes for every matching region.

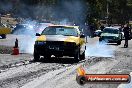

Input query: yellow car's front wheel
[80,51,85,60]
[74,48,81,62]
[33,51,40,62]
[1,34,6,39]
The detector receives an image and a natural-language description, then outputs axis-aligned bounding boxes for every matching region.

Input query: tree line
[1,0,132,25]
[21,0,132,24]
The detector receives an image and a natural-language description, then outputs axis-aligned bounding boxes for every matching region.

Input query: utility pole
[0,14,1,26]
[106,0,109,26]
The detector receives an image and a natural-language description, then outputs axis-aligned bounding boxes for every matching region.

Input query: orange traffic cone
[11,38,19,55]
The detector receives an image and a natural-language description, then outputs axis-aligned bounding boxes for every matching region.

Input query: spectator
[89,23,95,37]
[123,24,130,48]
[100,25,105,31]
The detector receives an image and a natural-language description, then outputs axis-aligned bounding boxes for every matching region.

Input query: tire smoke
[86,42,116,57]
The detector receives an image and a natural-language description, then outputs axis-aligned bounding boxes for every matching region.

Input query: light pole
[0,14,1,25]
[107,1,109,20]
[106,0,110,26]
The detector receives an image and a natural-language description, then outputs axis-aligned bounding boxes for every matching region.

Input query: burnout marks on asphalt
[0,60,31,73]
[84,56,115,65]
[21,63,82,88]
[0,60,76,88]
[81,56,117,74]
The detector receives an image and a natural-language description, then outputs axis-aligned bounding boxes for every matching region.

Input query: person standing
[123,24,130,48]
[100,25,105,31]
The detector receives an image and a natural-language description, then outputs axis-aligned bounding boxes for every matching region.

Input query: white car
[94,30,102,37]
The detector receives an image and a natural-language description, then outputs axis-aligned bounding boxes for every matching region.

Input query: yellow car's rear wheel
[1,34,6,39]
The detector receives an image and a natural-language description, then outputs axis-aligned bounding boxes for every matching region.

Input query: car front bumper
[99,38,121,43]
[34,44,78,56]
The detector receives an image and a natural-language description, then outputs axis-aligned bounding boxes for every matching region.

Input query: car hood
[36,35,80,45]
[101,33,119,37]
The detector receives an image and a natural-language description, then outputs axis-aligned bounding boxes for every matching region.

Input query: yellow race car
[34,25,86,62]
[0,24,11,39]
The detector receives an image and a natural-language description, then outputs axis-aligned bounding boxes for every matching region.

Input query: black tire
[80,51,85,60]
[74,48,80,62]
[1,34,6,39]
[99,38,103,43]
[99,41,102,43]
[99,38,102,41]
[124,44,128,48]
[33,52,40,62]
[117,41,121,45]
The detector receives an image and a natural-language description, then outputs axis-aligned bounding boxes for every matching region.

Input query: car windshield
[15,24,27,28]
[103,28,119,34]
[41,26,78,36]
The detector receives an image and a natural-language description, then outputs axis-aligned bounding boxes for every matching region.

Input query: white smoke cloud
[8,0,89,54]
[15,19,50,54]
[85,42,116,57]
[19,36,36,54]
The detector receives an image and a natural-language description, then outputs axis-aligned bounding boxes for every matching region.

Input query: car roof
[47,25,80,33]
[95,30,102,32]
[104,27,119,30]
[49,25,79,29]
